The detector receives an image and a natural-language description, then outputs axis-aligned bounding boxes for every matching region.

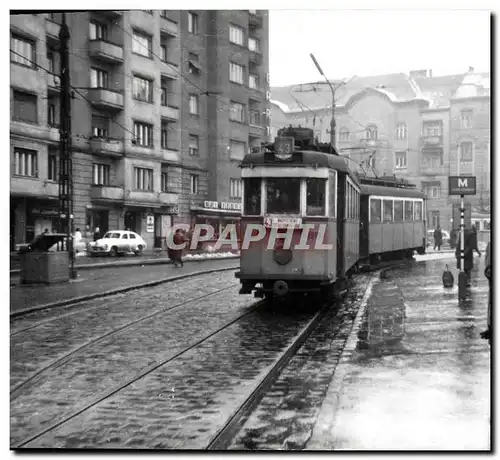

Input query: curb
[306,268,386,450]
[10,255,240,276]
[10,265,239,319]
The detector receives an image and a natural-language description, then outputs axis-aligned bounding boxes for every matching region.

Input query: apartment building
[270,68,490,230]
[10,10,270,250]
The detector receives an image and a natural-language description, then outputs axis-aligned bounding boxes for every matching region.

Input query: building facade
[270,69,490,231]
[10,10,270,250]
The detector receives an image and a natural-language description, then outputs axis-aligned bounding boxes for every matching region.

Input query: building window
[14,148,37,177]
[134,167,153,191]
[430,211,440,229]
[230,101,245,122]
[188,135,199,155]
[249,74,259,89]
[423,183,440,199]
[48,103,57,127]
[188,52,200,76]
[461,110,473,128]
[229,62,244,84]
[249,110,260,126]
[47,48,55,73]
[90,21,108,40]
[160,45,167,62]
[460,142,473,163]
[339,127,349,141]
[366,125,378,140]
[132,75,153,102]
[90,68,109,88]
[132,30,152,58]
[190,174,199,194]
[230,178,243,198]
[48,153,58,181]
[13,90,37,124]
[188,12,198,34]
[423,121,442,136]
[248,37,260,52]
[189,94,199,115]
[92,114,109,138]
[93,163,110,185]
[133,121,153,147]
[395,151,407,169]
[161,171,169,192]
[230,140,246,161]
[161,122,170,149]
[229,24,244,45]
[395,123,407,140]
[11,35,34,67]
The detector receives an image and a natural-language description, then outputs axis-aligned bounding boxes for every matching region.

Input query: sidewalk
[10,258,239,316]
[308,255,490,450]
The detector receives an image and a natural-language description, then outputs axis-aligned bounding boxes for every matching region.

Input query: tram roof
[360,183,426,199]
[241,150,360,184]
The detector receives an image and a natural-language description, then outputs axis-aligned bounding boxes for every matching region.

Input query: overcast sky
[268,9,491,87]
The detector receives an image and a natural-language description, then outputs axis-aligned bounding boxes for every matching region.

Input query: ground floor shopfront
[189,200,242,252]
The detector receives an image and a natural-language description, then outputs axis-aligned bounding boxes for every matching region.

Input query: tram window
[345,184,350,219]
[329,173,336,218]
[394,200,403,222]
[243,178,261,215]
[306,178,326,216]
[383,199,393,222]
[266,178,300,214]
[414,201,422,221]
[370,198,382,223]
[404,201,413,221]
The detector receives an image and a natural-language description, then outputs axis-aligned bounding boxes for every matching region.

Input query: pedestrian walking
[455,228,474,286]
[169,229,185,268]
[480,240,491,343]
[434,226,443,251]
[74,228,82,243]
[93,226,101,242]
[471,224,482,257]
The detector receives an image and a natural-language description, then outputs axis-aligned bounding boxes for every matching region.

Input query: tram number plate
[264,217,302,228]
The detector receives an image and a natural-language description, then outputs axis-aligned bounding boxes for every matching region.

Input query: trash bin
[19,233,70,284]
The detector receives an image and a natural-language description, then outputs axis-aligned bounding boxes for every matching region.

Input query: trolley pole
[458,194,467,299]
[58,13,77,279]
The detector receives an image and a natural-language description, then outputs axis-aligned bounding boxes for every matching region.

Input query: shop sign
[203,201,242,212]
[31,208,59,217]
[146,214,154,233]
[164,205,179,215]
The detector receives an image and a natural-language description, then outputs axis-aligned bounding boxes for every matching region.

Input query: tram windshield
[266,178,301,214]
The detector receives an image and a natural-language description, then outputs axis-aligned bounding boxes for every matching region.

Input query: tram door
[359,195,370,258]
[336,172,346,278]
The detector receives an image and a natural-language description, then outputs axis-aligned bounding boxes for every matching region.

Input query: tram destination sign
[448,176,477,196]
[274,137,294,160]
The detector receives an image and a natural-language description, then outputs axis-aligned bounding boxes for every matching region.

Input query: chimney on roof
[468,66,474,73]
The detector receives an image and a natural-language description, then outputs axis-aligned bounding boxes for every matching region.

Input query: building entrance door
[124,211,138,233]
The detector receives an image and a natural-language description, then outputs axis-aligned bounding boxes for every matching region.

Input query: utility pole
[58,13,77,279]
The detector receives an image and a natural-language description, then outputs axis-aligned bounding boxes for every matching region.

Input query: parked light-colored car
[88,231,147,256]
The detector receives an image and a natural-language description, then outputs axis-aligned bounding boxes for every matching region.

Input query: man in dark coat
[471,224,482,257]
[481,241,491,343]
[450,227,457,250]
[434,226,443,251]
[455,228,474,286]
[169,229,186,268]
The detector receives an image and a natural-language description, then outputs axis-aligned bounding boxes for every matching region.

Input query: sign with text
[146,214,154,232]
[448,176,476,196]
[203,201,242,212]
[274,137,294,160]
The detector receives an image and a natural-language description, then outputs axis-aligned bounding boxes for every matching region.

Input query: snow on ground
[414,252,456,262]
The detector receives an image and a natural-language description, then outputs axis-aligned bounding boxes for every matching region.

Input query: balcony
[90,137,124,158]
[124,190,161,208]
[160,148,180,163]
[45,19,60,39]
[160,104,179,121]
[47,127,59,143]
[420,134,443,147]
[249,51,262,65]
[159,192,179,205]
[249,11,263,28]
[90,185,125,202]
[160,17,179,36]
[88,40,124,64]
[88,88,124,111]
[420,158,446,176]
[11,177,59,198]
[47,73,61,94]
[160,61,179,80]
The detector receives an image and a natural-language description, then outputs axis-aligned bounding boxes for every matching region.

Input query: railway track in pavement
[11,262,404,449]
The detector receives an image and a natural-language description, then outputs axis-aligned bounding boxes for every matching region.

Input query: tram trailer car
[359,181,427,265]
[236,128,361,301]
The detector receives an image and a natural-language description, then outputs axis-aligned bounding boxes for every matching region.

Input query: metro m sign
[448,176,477,195]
